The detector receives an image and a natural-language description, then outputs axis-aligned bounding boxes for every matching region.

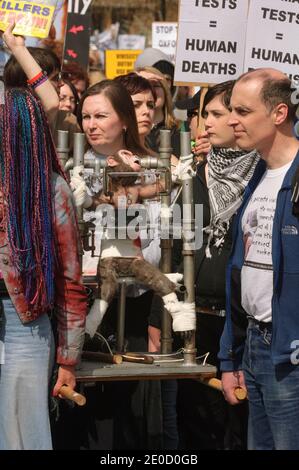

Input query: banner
[105,50,142,79]
[174,0,248,85]
[118,34,145,50]
[63,0,92,68]
[0,0,56,38]
[152,22,177,63]
[244,0,299,82]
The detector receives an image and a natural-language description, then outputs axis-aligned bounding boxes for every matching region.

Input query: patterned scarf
[204,146,260,257]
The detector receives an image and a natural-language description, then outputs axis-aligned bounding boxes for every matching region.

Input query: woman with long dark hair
[0,25,87,450]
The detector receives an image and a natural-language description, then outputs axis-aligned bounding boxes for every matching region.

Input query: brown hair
[201,80,235,118]
[77,79,148,155]
[4,47,61,88]
[114,72,157,102]
[237,69,296,122]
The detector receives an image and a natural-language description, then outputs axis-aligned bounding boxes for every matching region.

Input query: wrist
[58,364,75,372]
[10,44,26,56]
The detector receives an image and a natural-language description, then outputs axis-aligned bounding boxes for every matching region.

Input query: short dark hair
[114,72,157,102]
[237,70,297,122]
[201,80,235,118]
[4,47,61,88]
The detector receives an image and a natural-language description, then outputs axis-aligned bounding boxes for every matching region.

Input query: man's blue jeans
[243,319,299,450]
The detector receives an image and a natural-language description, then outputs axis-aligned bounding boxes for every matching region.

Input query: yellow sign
[0,1,55,38]
[105,50,142,79]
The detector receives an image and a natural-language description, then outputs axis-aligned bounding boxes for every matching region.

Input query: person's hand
[70,165,93,208]
[2,22,25,53]
[135,70,163,84]
[171,154,195,183]
[221,370,247,405]
[192,131,211,161]
[52,364,76,397]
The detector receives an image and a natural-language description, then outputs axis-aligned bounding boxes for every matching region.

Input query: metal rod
[159,129,173,355]
[73,133,86,267]
[56,130,70,169]
[116,281,127,352]
[180,131,197,366]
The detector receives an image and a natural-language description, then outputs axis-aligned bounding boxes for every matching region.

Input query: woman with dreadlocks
[0,26,87,450]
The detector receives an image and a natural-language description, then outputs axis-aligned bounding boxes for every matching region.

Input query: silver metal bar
[116,281,127,352]
[159,129,173,355]
[73,133,86,268]
[56,130,70,169]
[180,131,197,366]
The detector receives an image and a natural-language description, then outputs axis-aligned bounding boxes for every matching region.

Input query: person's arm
[148,325,161,353]
[51,175,87,396]
[3,23,59,124]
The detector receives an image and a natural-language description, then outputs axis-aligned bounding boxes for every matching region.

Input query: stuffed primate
[71,150,196,341]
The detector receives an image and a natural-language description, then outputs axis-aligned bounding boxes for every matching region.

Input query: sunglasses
[187,110,199,119]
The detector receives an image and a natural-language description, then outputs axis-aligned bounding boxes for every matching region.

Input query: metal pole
[73,133,86,267]
[116,281,127,352]
[180,131,197,366]
[56,130,70,169]
[159,129,173,354]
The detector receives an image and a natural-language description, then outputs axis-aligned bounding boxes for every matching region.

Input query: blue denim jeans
[161,380,178,449]
[0,298,55,450]
[243,319,299,450]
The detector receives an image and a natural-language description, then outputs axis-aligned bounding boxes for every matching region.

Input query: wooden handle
[195,86,210,162]
[121,353,154,364]
[82,350,123,364]
[59,385,86,406]
[200,378,247,401]
[234,386,247,401]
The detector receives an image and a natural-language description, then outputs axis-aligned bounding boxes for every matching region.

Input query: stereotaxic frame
[57,129,197,366]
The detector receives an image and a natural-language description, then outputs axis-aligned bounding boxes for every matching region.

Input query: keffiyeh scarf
[204,147,260,257]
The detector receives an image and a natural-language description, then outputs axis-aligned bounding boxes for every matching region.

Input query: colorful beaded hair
[0,88,65,312]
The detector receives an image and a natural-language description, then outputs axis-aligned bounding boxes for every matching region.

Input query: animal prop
[71,150,196,340]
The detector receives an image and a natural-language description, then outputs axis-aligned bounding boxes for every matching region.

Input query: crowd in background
[0,23,299,452]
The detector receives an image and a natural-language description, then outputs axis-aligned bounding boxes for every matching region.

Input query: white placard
[174,0,248,85]
[244,0,299,82]
[152,22,178,63]
[118,34,146,51]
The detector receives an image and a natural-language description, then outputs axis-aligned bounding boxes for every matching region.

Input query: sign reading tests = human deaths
[174,0,248,85]
[244,0,299,83]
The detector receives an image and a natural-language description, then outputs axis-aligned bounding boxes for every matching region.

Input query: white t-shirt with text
[241,161,292,322]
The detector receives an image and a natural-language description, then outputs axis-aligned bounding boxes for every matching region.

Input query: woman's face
[59,83,76,113]
[81,93,125,155]
[203,93,235,148]
[137,71,165,110]
[131,89,155,140]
